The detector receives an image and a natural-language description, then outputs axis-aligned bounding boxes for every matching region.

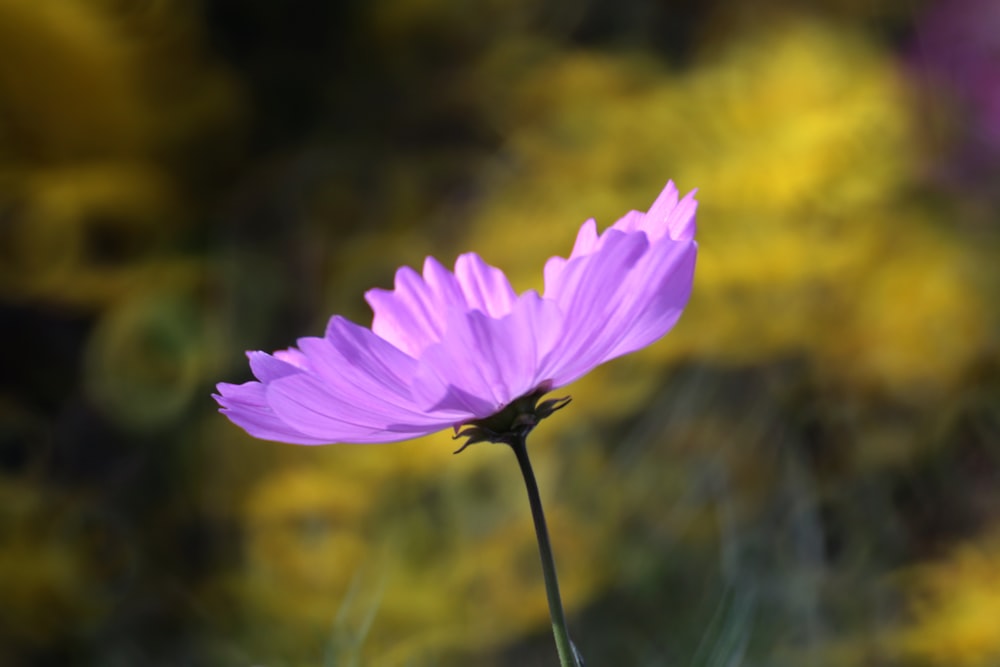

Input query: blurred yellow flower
[231,438,605,665]
[0,0,240,309]
[0,0,146,159]
[466,14,986,398]
[893,534,1000,666]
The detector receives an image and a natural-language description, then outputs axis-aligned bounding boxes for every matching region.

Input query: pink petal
[616,181,697,243]
[411,292,564,416]
[265,372,450,443]
[569,218,601,258]
[539,182,698,385]
[543,255,567,294]
[217,180,698,446]
[365,253,520,356]
[609,210,646,234]
[543,219,599,289]
[213,381,331,445]
[365,257,462,356]
[540,230,650,384]
[260,316,456,438]
[248,350,306,382]
[454,253,518,318]
[662,188,698,242]
[638,181,679,233]
[598,238,697,362]
[306,316,443,423]
[272,347,310,370]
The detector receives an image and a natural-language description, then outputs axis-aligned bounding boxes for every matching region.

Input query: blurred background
[1,0,999,665]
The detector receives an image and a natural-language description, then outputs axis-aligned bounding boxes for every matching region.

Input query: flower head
[214,181,697,445]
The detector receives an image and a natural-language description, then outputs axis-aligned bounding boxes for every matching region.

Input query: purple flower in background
[215,181,697,445]
[911,0,1000,172]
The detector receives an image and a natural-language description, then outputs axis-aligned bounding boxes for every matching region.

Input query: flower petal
[544,232,696,386]
[569,218,601,258]
[214,381,331,445]
[542,255,567,294]
[263,316,456,438]
[304,316,444,424]
[365,257,463,356]
[602,240,696,360]
[539,183,698,385]
[411,291,565,416]
[628,181,678,232]
[454,253,518,318]
[543,218,599,290]
[614,181,697,243]
[653,184,697,242]
[220,317,459,445]
[248,349,306,382]
[265,372,452,443]
[540,229,648,383]
[217,180,698,446]
[273,347,310,370]
[608,210,646,235]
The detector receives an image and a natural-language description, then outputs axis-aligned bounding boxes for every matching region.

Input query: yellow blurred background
[2,0,998,665]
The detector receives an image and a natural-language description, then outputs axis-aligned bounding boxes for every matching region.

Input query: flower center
[452,383,571,452]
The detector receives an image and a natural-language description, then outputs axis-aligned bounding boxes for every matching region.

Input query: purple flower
[215,182,698,445]
[910,0,1000,171]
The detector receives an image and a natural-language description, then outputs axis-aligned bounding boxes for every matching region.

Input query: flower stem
[508,434,584,667]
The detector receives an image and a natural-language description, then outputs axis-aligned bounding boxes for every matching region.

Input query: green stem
[508,435,583,667]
